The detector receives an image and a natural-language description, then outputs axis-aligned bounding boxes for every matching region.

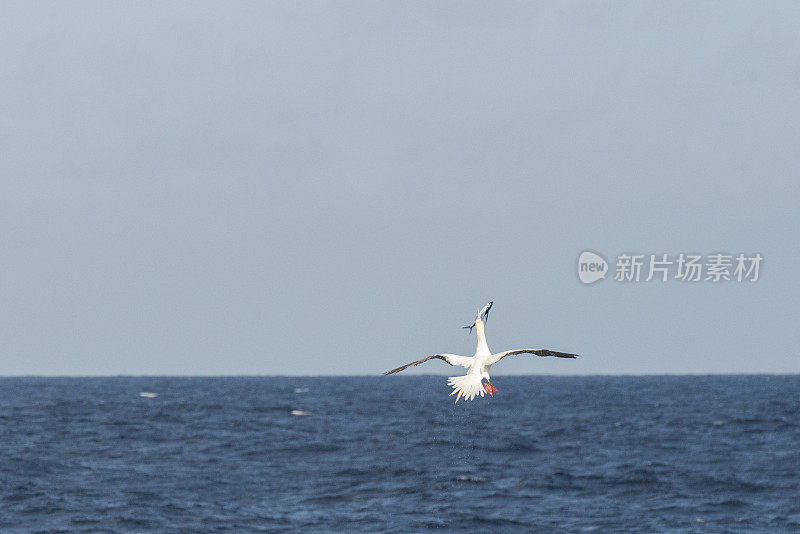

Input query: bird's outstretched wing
[485,349,579,366]
[383,354,473,375]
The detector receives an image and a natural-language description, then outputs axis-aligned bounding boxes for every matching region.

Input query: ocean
[1,375,798,532]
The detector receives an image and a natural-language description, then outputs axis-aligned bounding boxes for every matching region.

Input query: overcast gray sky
[2,2,798,375]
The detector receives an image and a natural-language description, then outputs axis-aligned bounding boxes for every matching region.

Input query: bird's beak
[465,301,492,332]
[480,301,493,324]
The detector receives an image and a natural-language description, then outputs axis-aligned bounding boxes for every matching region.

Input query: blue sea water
[1,376,799,533]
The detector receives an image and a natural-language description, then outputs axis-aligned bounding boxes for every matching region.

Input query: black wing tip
[534,349,580,359]
[556,352,580,359]
[383,354,451,376]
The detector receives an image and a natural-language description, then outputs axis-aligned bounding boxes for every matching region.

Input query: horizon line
[0,372,797,378]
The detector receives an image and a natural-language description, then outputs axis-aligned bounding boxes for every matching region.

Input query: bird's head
[463,301,493,333]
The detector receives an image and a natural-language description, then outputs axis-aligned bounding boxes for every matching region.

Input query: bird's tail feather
[447,374,484,403]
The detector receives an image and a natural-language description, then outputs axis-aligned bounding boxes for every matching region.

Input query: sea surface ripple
[1,375,799,532]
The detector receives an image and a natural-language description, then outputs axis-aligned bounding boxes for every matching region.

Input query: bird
[383,302,579,402]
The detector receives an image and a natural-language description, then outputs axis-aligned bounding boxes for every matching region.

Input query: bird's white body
[446,317,495,402]
[383,301,578,402]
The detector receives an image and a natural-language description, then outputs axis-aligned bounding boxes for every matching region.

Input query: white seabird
[383,302,579,402]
